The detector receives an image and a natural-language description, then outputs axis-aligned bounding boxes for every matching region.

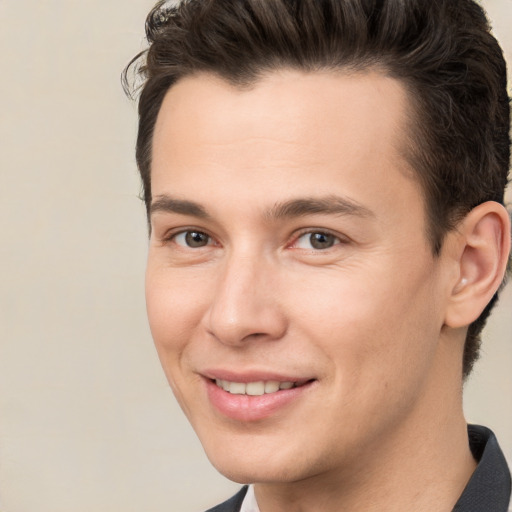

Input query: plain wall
[0,1,510,511]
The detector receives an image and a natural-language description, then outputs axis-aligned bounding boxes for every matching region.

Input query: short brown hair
[123,0,511,378]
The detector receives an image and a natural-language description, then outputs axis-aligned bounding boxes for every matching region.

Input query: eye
[173,230,212,248]
[294,231,340,250]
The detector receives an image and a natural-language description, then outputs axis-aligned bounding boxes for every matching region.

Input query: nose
[204,254,288,346]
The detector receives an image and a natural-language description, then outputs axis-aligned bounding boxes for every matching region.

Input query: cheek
[145,265,209,380]
[145,268,211,423]
[290,263,441,392]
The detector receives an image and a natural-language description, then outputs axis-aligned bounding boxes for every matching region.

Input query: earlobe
[444,201,511,329]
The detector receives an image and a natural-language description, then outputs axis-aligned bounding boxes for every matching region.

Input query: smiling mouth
[213,379,310,396]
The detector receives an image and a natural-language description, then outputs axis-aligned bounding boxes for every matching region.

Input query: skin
[146,70,510,512]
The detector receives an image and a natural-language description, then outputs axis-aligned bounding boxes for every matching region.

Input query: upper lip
[201,369,314,384]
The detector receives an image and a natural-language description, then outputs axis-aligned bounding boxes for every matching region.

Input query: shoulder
[204,486,249,512]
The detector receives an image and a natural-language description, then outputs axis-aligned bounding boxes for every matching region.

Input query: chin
[210,457,303,485]
[200,435,273,482]
[209,462,260,485]
[199,431,322,485]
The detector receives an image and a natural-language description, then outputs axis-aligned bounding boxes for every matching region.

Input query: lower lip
[205,379,314,422]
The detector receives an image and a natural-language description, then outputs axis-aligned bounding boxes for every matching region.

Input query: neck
[254,337,476,512]
[255,415,475,512]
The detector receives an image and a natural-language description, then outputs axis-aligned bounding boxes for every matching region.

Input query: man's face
[146,70,453,483]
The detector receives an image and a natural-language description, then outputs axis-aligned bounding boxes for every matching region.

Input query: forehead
[153,69,410,159]
[151,69,422,226]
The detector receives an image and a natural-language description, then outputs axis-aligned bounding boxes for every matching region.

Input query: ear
[444,201,511,329]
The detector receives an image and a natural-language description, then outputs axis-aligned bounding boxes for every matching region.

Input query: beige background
[0,1,510,511]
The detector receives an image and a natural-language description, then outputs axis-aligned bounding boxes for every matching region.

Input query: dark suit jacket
[205,425,511,512]
[205,486,248,512]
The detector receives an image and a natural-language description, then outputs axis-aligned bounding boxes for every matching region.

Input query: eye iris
[310,232,335,249]
[185,231,209,247]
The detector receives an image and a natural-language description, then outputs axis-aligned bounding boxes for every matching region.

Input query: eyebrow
[150,194,374,221]
[150,195,211,219]
[265,195,374,221]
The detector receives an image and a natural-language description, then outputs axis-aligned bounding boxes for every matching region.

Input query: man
[124,0,511,510]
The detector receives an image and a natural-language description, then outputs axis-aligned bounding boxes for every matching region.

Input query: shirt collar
[452,424,511,511]
[239,484,260,512]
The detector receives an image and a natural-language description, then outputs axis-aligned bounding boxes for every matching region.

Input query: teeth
[245,381,264,396]
[229,382,247,395]
[215,379,297,395]
[264,381,280,393]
